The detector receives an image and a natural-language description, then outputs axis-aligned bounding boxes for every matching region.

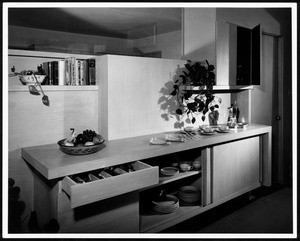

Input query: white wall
[183,8,216,64]
[133,30,182,59]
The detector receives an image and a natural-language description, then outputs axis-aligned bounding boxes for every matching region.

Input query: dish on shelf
[19,75,46,85]
[57,138,105,155]
[152,195,179,214]
[178,186,201,203]
[160,167,179,176]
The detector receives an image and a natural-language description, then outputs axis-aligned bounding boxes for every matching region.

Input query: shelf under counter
[140,170,201,191]
[140,204,204,233]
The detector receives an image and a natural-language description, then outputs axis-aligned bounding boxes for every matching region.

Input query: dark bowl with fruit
[58,129,105,155]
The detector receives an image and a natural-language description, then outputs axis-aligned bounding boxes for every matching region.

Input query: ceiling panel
[8,8,182,39]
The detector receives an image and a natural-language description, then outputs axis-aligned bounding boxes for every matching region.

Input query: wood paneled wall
[8,88,98,231]
[98,55,233,141]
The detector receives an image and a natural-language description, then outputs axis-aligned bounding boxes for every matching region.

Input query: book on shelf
[88,59,96,85]
[52,61,59,85]
[58,60,65,85]
[41,57,96,86]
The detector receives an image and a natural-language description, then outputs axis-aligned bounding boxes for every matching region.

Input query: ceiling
[8,8,182,39]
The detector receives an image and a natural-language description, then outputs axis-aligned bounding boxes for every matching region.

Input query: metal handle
[275,115,281,120]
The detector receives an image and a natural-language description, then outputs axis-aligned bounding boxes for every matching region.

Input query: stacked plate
[152,195,179,214]
[178,186,201,203]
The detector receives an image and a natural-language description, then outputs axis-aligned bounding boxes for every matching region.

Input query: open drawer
[62,161,159,208]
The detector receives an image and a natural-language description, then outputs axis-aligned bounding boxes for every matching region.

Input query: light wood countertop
[21,124,271,180]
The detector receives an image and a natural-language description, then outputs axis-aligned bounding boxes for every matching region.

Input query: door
[251,33,284,184]
[212,137,260,203]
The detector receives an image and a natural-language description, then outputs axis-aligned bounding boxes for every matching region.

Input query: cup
[192,161,201,170]
[180,163,193,172]
[219,125,229,132]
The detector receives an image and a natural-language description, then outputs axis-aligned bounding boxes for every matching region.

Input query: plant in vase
[10,65,50,106]
[170,60,221,124]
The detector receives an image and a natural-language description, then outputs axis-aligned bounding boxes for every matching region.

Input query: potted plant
[170,60,221,124]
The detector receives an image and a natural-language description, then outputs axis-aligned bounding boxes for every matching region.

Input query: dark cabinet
[216,21,261,86]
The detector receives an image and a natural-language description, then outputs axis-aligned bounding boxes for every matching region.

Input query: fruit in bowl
[63,128,105,147]
[58,128,105,155]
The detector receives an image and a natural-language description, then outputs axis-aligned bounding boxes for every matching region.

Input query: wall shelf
[181,85,253,91]
[8,85,99,92]
[8,49,97,60]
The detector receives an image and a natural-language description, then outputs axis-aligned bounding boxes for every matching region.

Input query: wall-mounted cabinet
[216,21,261,86]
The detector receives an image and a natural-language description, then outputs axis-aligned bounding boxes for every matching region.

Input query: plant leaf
[28,85,40,95]
[176,108,183,115]
[184,64,191,70]
[42,95,50,106]
[170,89,177,96]
[191,117,196,124]
[179,75,186,82]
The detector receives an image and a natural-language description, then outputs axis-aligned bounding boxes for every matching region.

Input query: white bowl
[184,126,196,132]
[19,75,46,85]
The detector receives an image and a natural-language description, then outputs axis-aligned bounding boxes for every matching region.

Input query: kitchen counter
[21,123,271,180]
[21,123,271,233]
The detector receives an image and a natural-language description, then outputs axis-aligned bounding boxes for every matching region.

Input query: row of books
[42,57,96,85]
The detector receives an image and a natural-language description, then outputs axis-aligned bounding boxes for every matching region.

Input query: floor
[162,185,293,234]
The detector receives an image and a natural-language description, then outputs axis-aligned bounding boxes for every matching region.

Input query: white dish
[149,138,171,145]
[215,128,230,133]
[200,131,215,135]
[160,167,179,176]
[152,195,179,213]
[178,186,201,203]
[165,134,185,142]
[20,75,46,85]
[184,126,196,132]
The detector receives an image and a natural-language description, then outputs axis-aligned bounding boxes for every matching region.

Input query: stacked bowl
[178,186,201,204]
[152,195,179,214]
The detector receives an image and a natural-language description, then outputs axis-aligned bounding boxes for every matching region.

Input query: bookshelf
[8,49,98,88]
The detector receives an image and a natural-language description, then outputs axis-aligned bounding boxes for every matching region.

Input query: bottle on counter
[227,104,239,128]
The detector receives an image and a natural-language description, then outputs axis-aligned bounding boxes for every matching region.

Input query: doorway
[251,33,284,185]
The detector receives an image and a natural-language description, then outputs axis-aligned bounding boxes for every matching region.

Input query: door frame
[262,31,284,184]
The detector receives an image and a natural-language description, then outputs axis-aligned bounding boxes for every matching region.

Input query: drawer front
[62,161,158,208]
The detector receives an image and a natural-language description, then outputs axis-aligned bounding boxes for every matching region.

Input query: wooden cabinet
[21,124,272,233]
[212,136,260,203]
[216,21,261,86]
